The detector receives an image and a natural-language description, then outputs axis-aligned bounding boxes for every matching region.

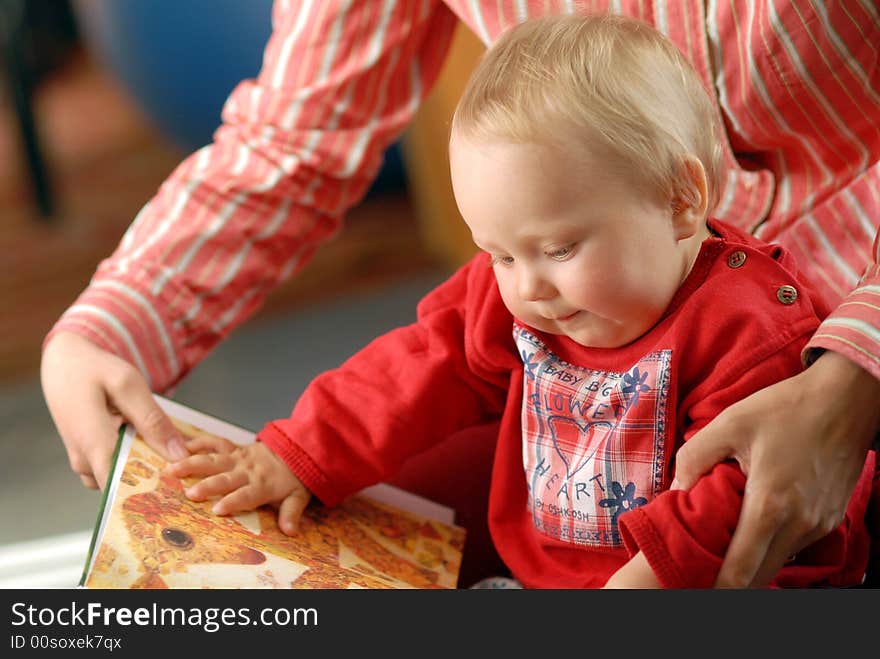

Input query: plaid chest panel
[515,326,671,548]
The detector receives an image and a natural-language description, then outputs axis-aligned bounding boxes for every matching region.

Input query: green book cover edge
[78,424,126,587]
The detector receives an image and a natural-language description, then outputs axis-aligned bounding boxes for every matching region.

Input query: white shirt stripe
[118,147,212,277]
[64,305,151,382]
[820,316,880,345]
[805,214,861,285]
[91,280,180,377]
[271,0,315,90]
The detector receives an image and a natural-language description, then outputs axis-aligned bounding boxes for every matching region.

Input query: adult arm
[40,1,458,489]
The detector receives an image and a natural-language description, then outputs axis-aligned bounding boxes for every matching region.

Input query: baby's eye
[490,255,515,267]
[547,245,574,260]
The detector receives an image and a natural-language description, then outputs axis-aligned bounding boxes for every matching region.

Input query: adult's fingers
[714,485,781,587]
[277,492,310,536]
[722,503,830,588]
[79,474,99,490]
[748,530,806,588]
[42,335,120,490]
[63,387,122,491]
[105,369,188,462]
[672,417,739,490]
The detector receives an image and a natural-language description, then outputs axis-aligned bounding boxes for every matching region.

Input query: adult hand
[672,350,880,587]
[41,331,188,490]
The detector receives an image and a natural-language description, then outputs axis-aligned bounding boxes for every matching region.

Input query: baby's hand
[602,551,660,589]
[166,437,311,535]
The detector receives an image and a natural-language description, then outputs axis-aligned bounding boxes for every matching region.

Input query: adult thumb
[671,421,736,491]
[113,385,188,461]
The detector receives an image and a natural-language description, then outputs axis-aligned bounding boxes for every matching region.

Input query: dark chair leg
[0,0,54,219]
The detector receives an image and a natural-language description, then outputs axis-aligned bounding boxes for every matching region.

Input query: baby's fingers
[184,470,248,502]
[166,452,234,478]
[212,484,273,516]
[277,491,311,536]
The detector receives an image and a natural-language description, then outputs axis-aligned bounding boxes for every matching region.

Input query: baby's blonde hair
[452,14,723,213]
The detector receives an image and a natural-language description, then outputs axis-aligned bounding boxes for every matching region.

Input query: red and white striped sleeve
[805,250,880,382]
[45,0,457,391]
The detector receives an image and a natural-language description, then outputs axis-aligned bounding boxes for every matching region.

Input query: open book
[80,396,466,589]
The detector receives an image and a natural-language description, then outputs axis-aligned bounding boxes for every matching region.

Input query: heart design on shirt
[547,416,614,480]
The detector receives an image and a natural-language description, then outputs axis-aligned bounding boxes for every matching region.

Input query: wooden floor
[0,48,434,384]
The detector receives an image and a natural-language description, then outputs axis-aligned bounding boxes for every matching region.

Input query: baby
[168,14,875,588]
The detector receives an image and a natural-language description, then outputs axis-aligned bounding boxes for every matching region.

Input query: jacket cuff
[618,509,691,589]
[257,422,343,506]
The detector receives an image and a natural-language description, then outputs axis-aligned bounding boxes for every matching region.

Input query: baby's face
[449,136,696,348]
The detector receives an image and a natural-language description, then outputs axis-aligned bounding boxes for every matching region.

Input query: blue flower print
[521,349,539,381]
[598,481,648,526]
[621,367,650,407]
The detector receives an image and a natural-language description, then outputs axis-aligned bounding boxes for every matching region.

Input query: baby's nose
[518,268,554,301]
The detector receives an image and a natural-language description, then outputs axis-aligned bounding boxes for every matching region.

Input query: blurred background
[0,0,484,585]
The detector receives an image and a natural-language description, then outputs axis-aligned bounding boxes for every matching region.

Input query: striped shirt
[50,0,880,391]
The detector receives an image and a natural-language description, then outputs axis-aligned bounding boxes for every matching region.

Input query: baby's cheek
[495,280,522,315]
[562,280,606,312]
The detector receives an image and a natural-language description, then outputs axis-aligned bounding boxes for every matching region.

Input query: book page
[82,396,465,589]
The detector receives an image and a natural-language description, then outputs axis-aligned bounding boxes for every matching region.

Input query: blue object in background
[71,0,406,195]
[72,0,274,152]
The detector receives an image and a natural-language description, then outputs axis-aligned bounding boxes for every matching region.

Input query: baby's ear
[670,155,709,241]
